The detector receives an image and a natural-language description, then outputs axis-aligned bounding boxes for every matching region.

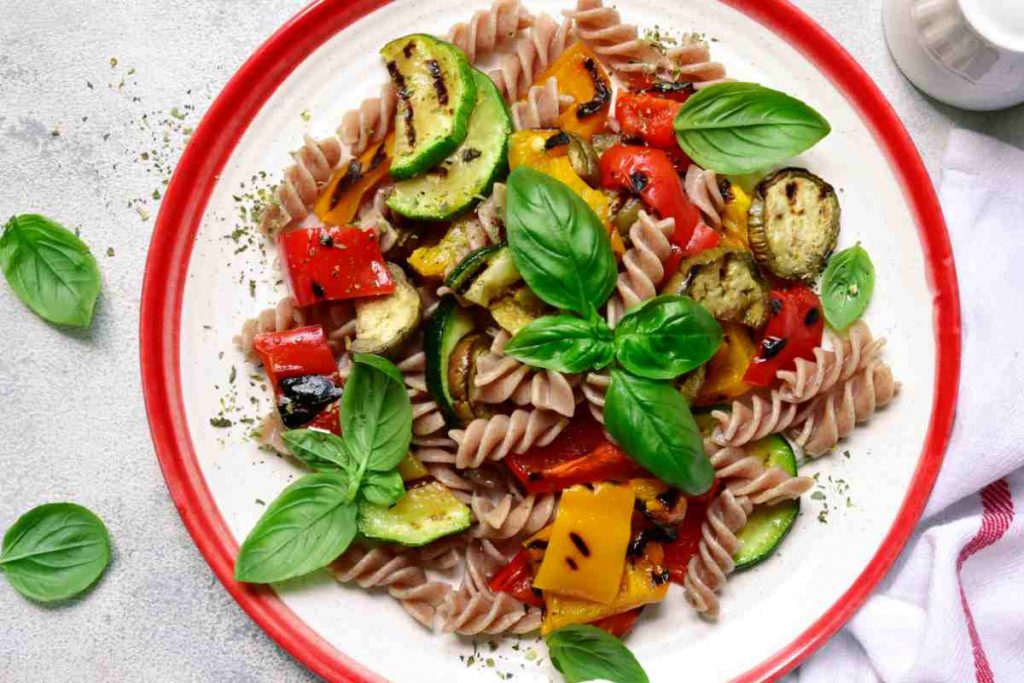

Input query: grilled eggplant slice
[350,263,422,356]
[447,332,490,422]
[748,168,840,281]
[663,247,771,328]
[380,34,477,180]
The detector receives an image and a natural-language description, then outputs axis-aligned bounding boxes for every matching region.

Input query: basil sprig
[235,354,411,583]
[674,82,831,174]
[503,172,720,495]
[821,244,875,330]
[546,625,650,683]
[504,313,615,373]
[505,167,617,316]
[614,296,722,380]
[0,214,101,328]
[0,503,111,602]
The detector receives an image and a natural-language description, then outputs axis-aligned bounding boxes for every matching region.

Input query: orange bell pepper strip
[315,134,394,227]
[696,322,757,406]
[533,42,612,139]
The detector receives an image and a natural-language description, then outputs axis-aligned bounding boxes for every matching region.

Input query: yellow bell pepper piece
[397,452,429,482]
[407,217,476,279]
[533,483,633,604]
[721,183,752,249]
[509,130,611,224]
[697,321,757,406]
[316,134,394,227]
[533,42,611,139]
[629,478,671,516]
[542,543,670,635]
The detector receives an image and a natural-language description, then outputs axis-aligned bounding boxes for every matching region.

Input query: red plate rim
[139,1,961,681]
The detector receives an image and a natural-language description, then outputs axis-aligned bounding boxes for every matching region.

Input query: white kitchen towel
[791,129,1024,682]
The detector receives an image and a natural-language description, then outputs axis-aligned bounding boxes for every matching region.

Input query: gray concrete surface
[0,1,1020,681]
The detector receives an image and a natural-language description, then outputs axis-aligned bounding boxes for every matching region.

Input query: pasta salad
[231,0,898,675]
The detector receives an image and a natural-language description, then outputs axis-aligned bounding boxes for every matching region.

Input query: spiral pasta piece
[450,408,568,469]
[776,321,885,404]
[474,331,578,417]
[668,35,729,89]
[439,542,542,634]
[331,545,451,628]
[606,211,675,327]
[490,13,573,101]
[338,83,398,158]
[705,439,813,505]
[235,296,307,361]
[254,410,289,455]
[448,0,533,63]
[356,184,400,254]
[511,77,574,130]
[564,0,664,77]
[471,492,557,540]
[683,489,753,619]
[711,390,801,449]
[789,362,899,457]
[582,370,609,424]
[258,136,344,235]
[397,348,449,440]
[684,165,725,229]
[477,182,507,243]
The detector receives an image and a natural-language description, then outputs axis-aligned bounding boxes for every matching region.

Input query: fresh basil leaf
[360,470,406,507]
[282,429,355,475]
[674,82,831,174]
[342,354,412,473]
[234,472,358,583]
[546,624,649,683]
[505,167,616,315]
[604,369,714,495]
[821,244,875,330]
[614,295,723,380]
[0,214,101,327]
[0,503,111,602]
[505,314,615,373]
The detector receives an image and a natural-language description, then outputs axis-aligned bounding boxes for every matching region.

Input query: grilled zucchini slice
[358,482,471,546]
[380,34,477,180]
[425,296,476,424]
[388,69,512,220]
[350,264,422,356]
[662,247,771,328]
[748,168,840,281]
[733,435,801,569]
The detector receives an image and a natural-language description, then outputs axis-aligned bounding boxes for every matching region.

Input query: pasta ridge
[474,330,578,417]
[259,136,344,235]
[511,77,575,130]
[683,489,753,620]
[448,0,534,63]
[705,439,814,505]
[450,408,569,468]
[606,210,675,327]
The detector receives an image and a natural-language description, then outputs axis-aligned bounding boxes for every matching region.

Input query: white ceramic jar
[884,0,1024,110]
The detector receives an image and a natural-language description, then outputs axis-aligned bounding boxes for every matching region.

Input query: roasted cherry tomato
[488,550,544,607]
[504,415,647,494]
[599,145,714,263]
[615,93,684,150]
[743,286,825,388]
[627,73,697,103]
[279,225,394,307]
[592,607,643,638]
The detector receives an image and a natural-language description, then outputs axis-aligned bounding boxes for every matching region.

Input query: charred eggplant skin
[748,168,840,282]
[662,247,771,329]
[351,263,423,356]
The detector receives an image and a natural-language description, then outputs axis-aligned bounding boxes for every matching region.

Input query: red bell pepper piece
[599,145,706,259]
[252,325,341,429]
[279,225,394,307]
[743,286,825,388]
[306,401,341,435]
[505,415,648,494]
[626,73,697,103]
[592,608,643,638]
[488,550,544,607]
[615,93,684,150]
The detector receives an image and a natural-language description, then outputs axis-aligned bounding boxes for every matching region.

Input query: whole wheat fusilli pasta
[396,347,449,440]
[668,35,730,89]
[471,492,557,540]
[448,0,533,63]
[439,542,542,634]
[683,489,753,620]
[235,296,307,361]
[490,13,573,101]
[789,362,899,457]
[331,545,452,628]
[606,211,675,327]
[705,439,813,505]
[511,77,574,129]
[338,83,398,158]
[474,330,578,417]
[776,321,885,404]
[450,408,568,468]
[581,370,610,425]
[258,136,344,235]
[711,390,801,449]
[564,0,663,77]
[684,165,725,229]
